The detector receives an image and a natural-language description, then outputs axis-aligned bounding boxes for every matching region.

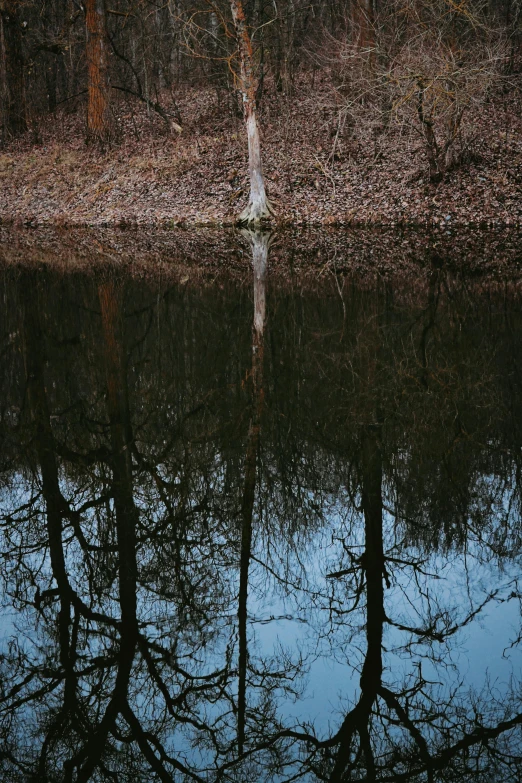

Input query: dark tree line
[0,0,520,222]
[0,0,520,146]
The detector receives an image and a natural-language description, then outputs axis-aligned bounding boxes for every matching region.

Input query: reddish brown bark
[0,0,26,142]
[86,0,112,144]
[352,0,375,50]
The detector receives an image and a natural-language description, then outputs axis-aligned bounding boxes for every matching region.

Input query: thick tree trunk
[352,0,375,50]
[0,1,26,142]
[22,278,81,769]
[229,0,274,224]
[74,281,138,782]
[85,0,112,145]
[417,80,442,181]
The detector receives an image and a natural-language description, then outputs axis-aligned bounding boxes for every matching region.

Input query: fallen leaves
[0,77,520,228]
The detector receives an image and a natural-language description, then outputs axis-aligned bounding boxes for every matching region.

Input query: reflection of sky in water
[0,609,16,641]
[2,267,522,780]
[249,500,522,733]
[2,470,521,743]
[252,592,522,735]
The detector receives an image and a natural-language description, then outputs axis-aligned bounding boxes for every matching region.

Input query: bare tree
[229,0,274,224]
[352,0,375,51]
[0,0,26,142]
[329,0,507,180]
[85,0,112,144]
[237,230,270,753]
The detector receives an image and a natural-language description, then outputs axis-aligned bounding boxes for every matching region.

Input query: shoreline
[1,224,521,288]
[2,82,521,231]
[1,215,521,229]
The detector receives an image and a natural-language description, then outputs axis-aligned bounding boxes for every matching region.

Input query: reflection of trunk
[98,280,137,644]
[22,280,78,768]
[419,268,441,388]
[329,422,384,782]
[24,305,71,668]
[0,1,26,142]
[86,0,111,144]
[237,231,269,754]
[329,293,384,780]
[359,425,384,695]
[75,281,138,782]
[229,0,274,224]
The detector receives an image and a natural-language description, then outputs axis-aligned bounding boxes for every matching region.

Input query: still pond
[1,229,522,781]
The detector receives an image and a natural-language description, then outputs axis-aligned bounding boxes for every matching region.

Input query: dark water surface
[1,230,522,781]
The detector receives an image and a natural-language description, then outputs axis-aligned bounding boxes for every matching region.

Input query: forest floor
[1,74,522,228]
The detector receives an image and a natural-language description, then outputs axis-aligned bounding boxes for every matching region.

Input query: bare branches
[322,0,511,180]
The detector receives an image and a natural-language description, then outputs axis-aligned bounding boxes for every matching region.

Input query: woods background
[1,1,520,154]
[1,0,522,226]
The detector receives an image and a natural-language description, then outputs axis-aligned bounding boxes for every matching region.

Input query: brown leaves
[0,77,520,228]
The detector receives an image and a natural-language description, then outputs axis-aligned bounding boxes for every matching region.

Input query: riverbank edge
[1,79,521,231]
[0,214,520,229]
[2,224,521,290]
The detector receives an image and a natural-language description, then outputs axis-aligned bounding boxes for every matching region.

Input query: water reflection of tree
[0,259,522,780]
[237,231,269,754]
[281,268,522,782]
[1,271,243,781]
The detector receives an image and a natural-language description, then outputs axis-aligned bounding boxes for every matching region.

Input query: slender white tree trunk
[251,230,268,335]
[229,0,274,224]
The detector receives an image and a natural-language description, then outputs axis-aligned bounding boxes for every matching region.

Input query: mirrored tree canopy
[1,233,522,782]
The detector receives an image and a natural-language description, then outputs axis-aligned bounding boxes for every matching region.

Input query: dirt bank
[1,80,522,228]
